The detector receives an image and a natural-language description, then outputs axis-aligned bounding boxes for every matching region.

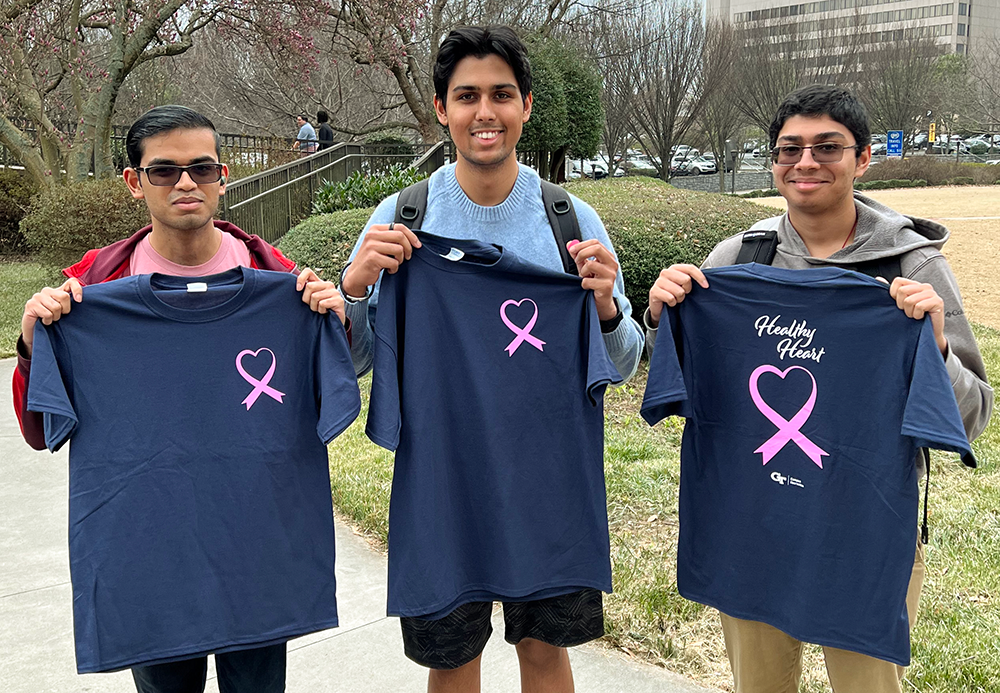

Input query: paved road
[0,356,718,692]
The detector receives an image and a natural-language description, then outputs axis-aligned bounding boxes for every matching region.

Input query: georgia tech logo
[770,471,805,488]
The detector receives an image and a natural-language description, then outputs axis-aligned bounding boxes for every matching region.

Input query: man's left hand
[568,240,620,321]
[888,277,948,354]
[297,268,346,324]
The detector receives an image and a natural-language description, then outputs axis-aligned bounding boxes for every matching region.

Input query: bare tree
[0,0,320,189]
[592,11,639,176]
[969,36,1000,143]
[625,0,719,180]
[856,29,942,155]
[698,19,745,192]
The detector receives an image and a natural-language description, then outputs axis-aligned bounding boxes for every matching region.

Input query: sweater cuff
[16,334,31,376]
[601,316,632,372]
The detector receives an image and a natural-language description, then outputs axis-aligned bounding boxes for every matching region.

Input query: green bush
[855,178,928,190]
[277,207,373,279]
[20,178,149,269]
[313,166,427,214]
[0,171,38,254]
[946,176,976,186]
[860,158,1000,186]
[970,142,989,156]
[566,178,775,318]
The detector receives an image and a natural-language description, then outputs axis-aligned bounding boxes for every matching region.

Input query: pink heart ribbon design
[236,348,286,410]
[500,298,546,356]
[748,364,829,468]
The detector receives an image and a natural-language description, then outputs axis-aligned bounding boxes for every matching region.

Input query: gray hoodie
[645,191,994,445]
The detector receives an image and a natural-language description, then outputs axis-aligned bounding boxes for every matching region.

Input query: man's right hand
[21,278,84,356]
[341,223,422,298]
[647,264,708,327]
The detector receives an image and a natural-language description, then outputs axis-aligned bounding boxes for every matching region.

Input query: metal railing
[219,141,448,244]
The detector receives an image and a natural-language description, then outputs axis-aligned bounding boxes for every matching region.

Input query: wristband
[339,263,373,303]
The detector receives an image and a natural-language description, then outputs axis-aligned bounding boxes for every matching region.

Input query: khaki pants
[720,540,926,693]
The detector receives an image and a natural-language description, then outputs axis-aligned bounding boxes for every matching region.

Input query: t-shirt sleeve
[25,322,78,452]
[316,314,363,444]
[586,293,624,405]
[640,306,690,425]
[364,276,401,451]
[902,319,976,467]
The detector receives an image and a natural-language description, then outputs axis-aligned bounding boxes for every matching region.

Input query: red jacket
[13,222,300,450]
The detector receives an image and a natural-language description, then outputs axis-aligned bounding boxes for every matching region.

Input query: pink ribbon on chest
[500,298,546,356]
[236,348,286,410]
[748,364,828,468]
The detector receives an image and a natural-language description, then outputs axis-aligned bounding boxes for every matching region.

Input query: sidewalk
[0,357,718,693]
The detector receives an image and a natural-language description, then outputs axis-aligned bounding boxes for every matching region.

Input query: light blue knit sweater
[343,163,643,381]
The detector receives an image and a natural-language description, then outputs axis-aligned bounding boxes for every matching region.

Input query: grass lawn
[0,259,62,359]
[328,326,1000,692]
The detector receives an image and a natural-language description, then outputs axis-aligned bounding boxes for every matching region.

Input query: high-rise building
[707,0,999,59]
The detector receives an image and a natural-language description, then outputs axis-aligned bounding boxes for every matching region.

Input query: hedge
[20,178,150,269]
[855,179,927,190]
[277,207,373,279]
[280,177,776,318]
[860,158,1000,186]
[0,171,38,254]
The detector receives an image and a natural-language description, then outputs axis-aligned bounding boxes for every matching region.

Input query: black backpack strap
[540,180,580,275]
[844,257,903,282]
[735,229,779,265]
[394,178,429,229]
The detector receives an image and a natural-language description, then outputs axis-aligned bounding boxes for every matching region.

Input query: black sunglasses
[137,163,225,186]
[771,143,862,166]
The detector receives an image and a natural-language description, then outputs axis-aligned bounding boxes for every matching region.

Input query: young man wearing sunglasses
[645,85,992,692]
[12,105,343,693]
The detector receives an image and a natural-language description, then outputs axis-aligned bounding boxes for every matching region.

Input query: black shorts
[400,588,604,670]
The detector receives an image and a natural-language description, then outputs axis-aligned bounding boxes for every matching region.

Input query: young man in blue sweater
[340,25,643,693]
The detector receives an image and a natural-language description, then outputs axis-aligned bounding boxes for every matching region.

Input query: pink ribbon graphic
[748,365,829,468]
[500,298,546,356]
[236,348,286,410]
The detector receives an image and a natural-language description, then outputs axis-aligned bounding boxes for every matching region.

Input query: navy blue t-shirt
[366,231,622,618]
[27,267,361,673]
[640,264,973,666]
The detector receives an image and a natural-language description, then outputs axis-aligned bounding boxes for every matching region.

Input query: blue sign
[887,130,903,157]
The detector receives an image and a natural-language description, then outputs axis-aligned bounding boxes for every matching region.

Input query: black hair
[126,105,220,168]
[298,113,310,123]
[317,110,329,123]
[433,25,531,105]
[769,85,871,153]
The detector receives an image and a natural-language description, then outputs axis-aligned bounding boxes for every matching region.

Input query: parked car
[871,142,888,156]
[677,155,718,175]
[624,156,658,175]
[569,160,608,179]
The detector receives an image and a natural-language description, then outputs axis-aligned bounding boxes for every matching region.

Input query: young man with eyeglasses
[12,104,344,693]
[645,85,992,692]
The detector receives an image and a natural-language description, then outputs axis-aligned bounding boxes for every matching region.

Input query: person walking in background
[293,113,317,156]
[317,110,335,151]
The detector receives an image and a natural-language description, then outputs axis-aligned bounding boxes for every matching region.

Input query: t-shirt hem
[319,402,363,444]
[639,390,688,425]
[75,617,339,674]
[683,589,909,667]
[389,578,613,619]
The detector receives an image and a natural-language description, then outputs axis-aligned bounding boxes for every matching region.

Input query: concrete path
[0,357,718,693]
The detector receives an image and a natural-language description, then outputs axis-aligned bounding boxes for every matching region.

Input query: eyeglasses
[137,163,224,186]
[770,143,862,166]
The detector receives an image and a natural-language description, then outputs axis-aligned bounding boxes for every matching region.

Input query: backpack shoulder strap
[735,215,782,266]
[540,180,580,275]
[394,178,429,229]
[844,256,903,282]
